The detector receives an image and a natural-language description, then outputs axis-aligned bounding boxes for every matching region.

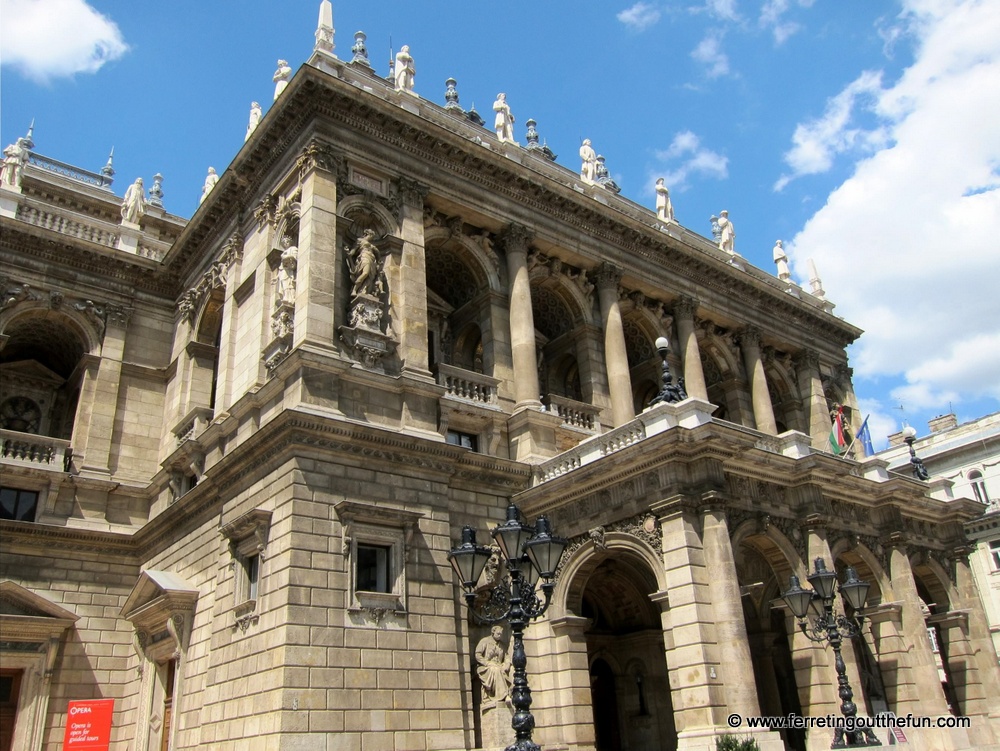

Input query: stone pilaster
[739,326,777,434]
[215,234,243,411]
[794,349,830,450]
[292,144,338,350]
[502,224,541,411]
[674,296,708,401]
[78,312,128,478]
[396,177,430,376]
[948,549,1000,721]
[594,262,634,427]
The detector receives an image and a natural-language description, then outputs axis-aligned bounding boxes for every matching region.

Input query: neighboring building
[2,7,999,751]
[880,412,1000,662]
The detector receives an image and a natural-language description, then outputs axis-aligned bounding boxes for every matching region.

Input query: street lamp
[782,559,881,748]
[648,336,687,406]
[448,503,568,751]
[901,426,930,481]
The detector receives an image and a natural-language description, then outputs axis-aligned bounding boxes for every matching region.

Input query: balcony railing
[436,364,500,406]
[28,152,114,189]
[16,203,118,248]
[544,395,601,432]
[0,430,72,471]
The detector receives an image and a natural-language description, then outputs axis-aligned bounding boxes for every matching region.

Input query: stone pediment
[0,580,79,643]
[120,570,199,632]
[0,359,66,389]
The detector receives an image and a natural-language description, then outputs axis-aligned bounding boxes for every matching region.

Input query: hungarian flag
[829,406,847,455]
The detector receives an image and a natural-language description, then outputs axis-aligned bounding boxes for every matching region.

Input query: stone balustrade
[172,407,216,446]
[545,394,601,432]
[436,364,500,406]
[16,202,119,248]
[0,429,72,471]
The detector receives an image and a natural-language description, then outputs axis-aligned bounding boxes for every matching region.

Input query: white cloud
[0,0,128,82]
[654,130,729,190]
[705,0,740,22]
[786,0,1000,418]
[617,2,662,31]
[691,31,731,78]
[774,70,887,190]
[759,0,814,44]
[855,397,902,452]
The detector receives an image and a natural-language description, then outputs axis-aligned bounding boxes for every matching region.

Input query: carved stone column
[292,142,338,350]
[739,326,777,434]
[947,549,1000,722]
[795,349,830,450]
[674,296,708,401]
[594,263,634,427]
[502,225,541,411]
[701,504,763,719]
[396,178,430,376]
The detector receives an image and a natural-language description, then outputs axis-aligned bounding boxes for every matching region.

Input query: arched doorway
[578,553,676,751]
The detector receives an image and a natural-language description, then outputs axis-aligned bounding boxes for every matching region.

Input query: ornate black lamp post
[901,426,930,480]
[782,559,881,748]
[448,503,568,751]
[648,336,687,406]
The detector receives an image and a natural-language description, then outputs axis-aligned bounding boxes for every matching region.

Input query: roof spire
[315,1,334,54]
[100,147,115,189]
[24,119,35,150]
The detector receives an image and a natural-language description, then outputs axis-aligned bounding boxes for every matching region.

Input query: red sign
[63,699,114,750]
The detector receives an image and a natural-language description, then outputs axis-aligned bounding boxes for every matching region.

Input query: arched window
[968,470,990,504]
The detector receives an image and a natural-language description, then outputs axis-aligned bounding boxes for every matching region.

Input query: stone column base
[480,700,514,750]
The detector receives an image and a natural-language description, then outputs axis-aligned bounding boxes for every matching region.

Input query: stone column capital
[794,347,820,369]
[398,176,429,208]
[296,139,340,177]
[739,324,762,350]
[500,223,533,257]
[593,261,623,291]
[673,295,699,320]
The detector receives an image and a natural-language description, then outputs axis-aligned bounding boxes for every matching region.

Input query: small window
[0,487,39,521]
[969,470,990,504]
[219,509,271,627]
[989,540,1000,572]
[243,554,260,602]
[446,430,478,451]
[357,544,391,593]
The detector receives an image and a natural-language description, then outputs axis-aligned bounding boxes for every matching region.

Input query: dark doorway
[590,658,621,751]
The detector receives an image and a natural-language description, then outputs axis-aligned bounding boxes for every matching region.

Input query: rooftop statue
[121,178,146,225]
[655,178,674,222]
[200,168,219,204]
[717,209,735,254]
[273,59,292,100]
[246,102,262,142]
[493,93,515,144]
[1,138,29,189]
[579,139,597,183]
[773,240,791,281]
[394,45,415,93]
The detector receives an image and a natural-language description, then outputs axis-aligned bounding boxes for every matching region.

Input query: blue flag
[857,415,875,456]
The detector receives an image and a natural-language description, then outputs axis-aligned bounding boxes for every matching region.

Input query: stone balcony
[436,364,501,407]
[0,429,72,472]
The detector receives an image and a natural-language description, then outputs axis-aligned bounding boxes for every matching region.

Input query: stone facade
[1,13,999,751]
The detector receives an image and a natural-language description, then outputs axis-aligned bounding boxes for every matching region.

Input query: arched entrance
[576,552,676,751]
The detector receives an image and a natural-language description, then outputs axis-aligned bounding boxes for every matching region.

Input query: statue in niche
[655,177,674,222]
[275,235,298,305]
[346,229,384,298]
[579,139,597,182]
[475,626,512,703]
[394,45,415,92]
[121,178,146,224]
[273,60,292,100]
[493,93,515,144]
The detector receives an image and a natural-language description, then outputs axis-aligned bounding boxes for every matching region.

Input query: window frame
[219,509,272,629]
[0,487,40,522]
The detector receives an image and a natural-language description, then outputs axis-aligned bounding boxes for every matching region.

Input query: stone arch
[910,553,952,614]
[424,226,501,294]
[764,357,801,433]
[829,538,890,606]
[699,331,743,424]
[338,195,397,237]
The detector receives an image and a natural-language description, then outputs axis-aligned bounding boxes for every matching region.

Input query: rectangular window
[357,544,391,593]
[244,554,260,602]
[0,487,39,521]
[446,430,479,451]
[990,540,1000,572]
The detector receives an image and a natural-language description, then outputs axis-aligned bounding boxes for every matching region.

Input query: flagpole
[845,414,871,456]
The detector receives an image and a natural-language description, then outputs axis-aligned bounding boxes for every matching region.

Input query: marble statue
[394,45,415,93]
[773,240,791,281]
[275,235,298,305]
[1,138,29,188]
[200,168,219,204]
[492,93,515,144]
[121,178,146,224]
[579,139,597,182]
[273,59,292,100]
[655,178,674,222]
[347,229,383,298]
[717,210,735,254]
[475,626,512,702]
[246,102,262,142]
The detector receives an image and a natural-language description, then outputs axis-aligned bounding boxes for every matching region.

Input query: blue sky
[2,0,998,449]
